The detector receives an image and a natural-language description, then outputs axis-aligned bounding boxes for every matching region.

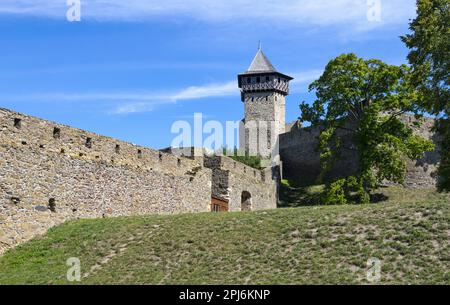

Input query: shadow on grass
[369,192,389,203]
[278,179,391,208]
[278,180,324,208]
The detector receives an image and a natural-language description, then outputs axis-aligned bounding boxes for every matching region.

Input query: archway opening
[241,191,252,211]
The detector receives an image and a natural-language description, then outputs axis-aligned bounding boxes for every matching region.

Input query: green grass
[279,179,325,207]
[222,148,264,170]
[229,154,263,170]
[0,187,449,285]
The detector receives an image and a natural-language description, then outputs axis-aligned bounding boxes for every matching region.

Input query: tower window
[48,198,56,212]
[85,137,92,149]
[247,78,251,84]
[14,118,22,128]
[256,77,260,83]
[278,77,281,82]
[53,127,61,139]
[266,76,270,82]
[10,197,20,205]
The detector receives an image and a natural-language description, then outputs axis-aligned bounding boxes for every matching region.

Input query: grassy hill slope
[0,188,449,285]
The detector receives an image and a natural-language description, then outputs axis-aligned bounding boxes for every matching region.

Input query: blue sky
[0,0,416,149]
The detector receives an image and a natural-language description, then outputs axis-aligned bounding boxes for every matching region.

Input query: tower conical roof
[246,48,277,73]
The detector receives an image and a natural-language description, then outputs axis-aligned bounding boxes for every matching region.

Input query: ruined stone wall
[279,116,440,188]
[204,156,278,211]
[280,122,359,184]
[0,108,212,254]
[398,116,441,188]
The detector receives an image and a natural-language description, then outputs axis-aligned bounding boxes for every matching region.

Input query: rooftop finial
[258,40,262,51]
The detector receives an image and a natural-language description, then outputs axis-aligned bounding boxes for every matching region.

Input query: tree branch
[381,110,407,128]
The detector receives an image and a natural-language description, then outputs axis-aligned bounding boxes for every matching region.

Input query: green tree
[300,53,435,204]
[401,0,450,191]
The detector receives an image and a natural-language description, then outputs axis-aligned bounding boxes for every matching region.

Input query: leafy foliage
[223,147,263,170]
[322,176,369,205]
[402,0,449,114]
[300,53,435,204]
[402,0,450,191]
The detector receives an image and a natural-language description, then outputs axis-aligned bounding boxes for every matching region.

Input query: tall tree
[300,53,434,204]
[402,0,450,191]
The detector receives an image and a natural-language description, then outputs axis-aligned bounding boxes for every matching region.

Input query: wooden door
[211,197,229,212]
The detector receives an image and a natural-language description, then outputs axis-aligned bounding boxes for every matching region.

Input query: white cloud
[0,69,322,114]
[113,102,156,114]
[0,0,416,30]
[171,81,237,101]
[114,81,238,114]
[113,69,322,113]
[0,81,239,114]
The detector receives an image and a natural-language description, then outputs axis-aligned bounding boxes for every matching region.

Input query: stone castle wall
[280,116,440,188]
[280,121,359,184]
[0,108,213,254]
[164,147,279,211]
[398,116,441,188]
[204,156,278,211]
[0,108,278,254]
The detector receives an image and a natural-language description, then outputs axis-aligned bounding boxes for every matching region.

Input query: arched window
[48,198,56,212]
[85,137,92,149]
[53,127,61,139]
[14,118,21,128]
[241,191,252,211]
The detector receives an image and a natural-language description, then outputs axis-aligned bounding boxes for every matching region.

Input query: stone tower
[238,46,293,158]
